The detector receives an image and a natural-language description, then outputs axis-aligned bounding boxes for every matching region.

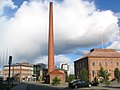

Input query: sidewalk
[10,83,27,90]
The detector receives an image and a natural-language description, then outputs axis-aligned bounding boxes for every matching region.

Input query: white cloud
[0,0,17,16]
[75,50,89,55]
[0,0,120,73]
[114,12,120,19]
[34,54,71,65]
[107,40,120,50]
[34,54,74,74]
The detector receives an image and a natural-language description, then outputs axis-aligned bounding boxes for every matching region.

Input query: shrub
[67,74,75,83]
[52,76,61,85]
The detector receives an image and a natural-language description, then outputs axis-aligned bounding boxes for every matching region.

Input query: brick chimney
[48,2,55,73]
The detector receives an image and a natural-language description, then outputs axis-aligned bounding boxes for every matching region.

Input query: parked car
[68,79,92,89]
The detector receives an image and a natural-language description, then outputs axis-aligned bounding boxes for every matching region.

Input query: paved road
[26,84,65,90]
[11,82,120,90]
[26,83,120,90]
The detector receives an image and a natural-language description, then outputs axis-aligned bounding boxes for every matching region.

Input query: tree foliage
[98,67,111,86]
[67,74,75,82]
[79,68,88,81]
[114,68,120,83]
[52,76,61,85]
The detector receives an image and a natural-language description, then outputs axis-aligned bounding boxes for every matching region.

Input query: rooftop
[75,48,120,62]
[48,69,65,75]
[4,62,31,67]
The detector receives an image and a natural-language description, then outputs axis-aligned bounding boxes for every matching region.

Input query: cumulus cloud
[107,40,120,50]
[35,54,71,65]
[114,12,120,19]
[34,54,74,74]
[0,0,17,16]
[74,50,89,56]
[0,0,120,73]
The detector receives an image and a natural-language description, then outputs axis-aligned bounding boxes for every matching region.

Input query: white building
[4,62,33,81]
[60,63,70,76]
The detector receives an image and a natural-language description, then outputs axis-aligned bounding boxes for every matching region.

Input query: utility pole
[7,56,12,90]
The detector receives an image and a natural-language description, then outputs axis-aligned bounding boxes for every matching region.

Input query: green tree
[98,67,111,86]
[52,76,61,85]
[67,74,75,82]
[79,68,88,81]
[114,68,120,83]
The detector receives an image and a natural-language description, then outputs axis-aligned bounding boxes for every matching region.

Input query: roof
[4,62,31,67]
[75,48,120,62]
[48,70,65,75]
[88,49,120,58]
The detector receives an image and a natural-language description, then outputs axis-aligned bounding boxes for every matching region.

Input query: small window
[116,62,119,66]
[92,70,96,77]
[79,63,81,68]
[105,62,108,66]
[99,62,102,66]
[77,63,79,68]
[82,62,84,67]
[92,62,96,66]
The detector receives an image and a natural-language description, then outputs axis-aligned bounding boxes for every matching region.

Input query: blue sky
[94,0,120,13]
[0,0,120,73]
[4,0,120,19]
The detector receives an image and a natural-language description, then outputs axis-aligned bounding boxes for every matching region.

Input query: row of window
[77,62,85,68]
[92,61,119,66]
[77,61,120,69]
[92,70,109,77]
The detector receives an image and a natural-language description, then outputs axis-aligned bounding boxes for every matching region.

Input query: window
[92,62,96,66]
[99,62,102,66]
[77,63,79,68]
[92,70,96,77]
[82,62,84,67]
[116,62,119,66]
[78,81,81,83]
[79,63,81,68]
[105,62,108,66]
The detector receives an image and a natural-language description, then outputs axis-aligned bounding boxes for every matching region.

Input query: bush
[104,80,111,87]
[52,76,61,85]
[67,74,75,83]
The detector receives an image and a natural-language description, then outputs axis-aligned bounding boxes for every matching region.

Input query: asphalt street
[26,84,65,90]
[11,82,120,90]
[26,83,120,90]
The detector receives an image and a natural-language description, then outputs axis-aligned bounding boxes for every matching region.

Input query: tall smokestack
[48,2,54,73]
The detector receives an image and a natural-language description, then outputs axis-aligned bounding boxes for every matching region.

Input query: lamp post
[7,56,12,90]
[12,63,14,86]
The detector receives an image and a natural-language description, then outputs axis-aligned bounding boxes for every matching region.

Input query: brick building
[46,69,65,84]
[4,62,33,81]
[74,49,120,81]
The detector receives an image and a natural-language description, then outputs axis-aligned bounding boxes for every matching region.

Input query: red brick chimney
[48,2,55,73]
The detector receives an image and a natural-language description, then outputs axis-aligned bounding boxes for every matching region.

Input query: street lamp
[6,56,12,90]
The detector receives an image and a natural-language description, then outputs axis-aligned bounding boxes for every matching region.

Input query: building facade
[46,70,65,84]
[33,63,47,81]
[4,62,33,81]
[74,49,120,81]
[0,70,3,77]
